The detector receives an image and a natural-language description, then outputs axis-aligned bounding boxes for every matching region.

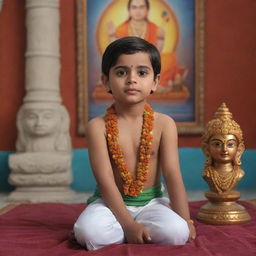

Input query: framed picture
[76,0,205,135]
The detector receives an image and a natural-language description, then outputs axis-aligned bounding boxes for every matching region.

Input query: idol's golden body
[197,103,251,224]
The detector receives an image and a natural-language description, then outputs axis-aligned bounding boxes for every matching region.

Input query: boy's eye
[138,70,148,77]
[116,70,127,76]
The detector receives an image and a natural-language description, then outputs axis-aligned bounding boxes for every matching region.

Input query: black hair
[127,0,150,10]
[101,36,161,79]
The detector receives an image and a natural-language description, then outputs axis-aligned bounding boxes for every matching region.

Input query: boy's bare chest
[117,120,161,162]
[118,124,141,153]
[110,116,162,186]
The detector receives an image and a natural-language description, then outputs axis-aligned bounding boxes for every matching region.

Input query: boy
[74,37,196,250]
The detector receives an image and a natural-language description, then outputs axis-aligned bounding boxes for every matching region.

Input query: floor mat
[0,200,255,256]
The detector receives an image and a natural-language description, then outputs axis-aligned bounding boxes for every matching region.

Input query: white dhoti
[73,197,190,250]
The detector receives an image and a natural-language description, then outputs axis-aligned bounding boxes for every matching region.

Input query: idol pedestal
[197,190,251,224]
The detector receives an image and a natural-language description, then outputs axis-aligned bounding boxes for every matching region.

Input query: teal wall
[0,151,15,191]
[0,148,255,192]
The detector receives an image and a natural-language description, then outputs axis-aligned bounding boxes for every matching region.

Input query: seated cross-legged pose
[73,36,196,250]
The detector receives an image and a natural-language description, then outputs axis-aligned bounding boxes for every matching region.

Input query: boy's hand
[187,222,196,241]
[123,221,151,244]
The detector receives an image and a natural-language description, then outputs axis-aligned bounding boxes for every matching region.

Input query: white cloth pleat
[73,197,189,250]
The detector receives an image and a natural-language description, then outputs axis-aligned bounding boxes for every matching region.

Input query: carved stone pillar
[8,0,75,202]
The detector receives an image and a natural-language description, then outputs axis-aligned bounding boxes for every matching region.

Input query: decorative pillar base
[8,152,75,203]
[7,187,76,203]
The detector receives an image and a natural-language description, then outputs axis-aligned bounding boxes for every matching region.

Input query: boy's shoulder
[154,112,177,138]
[155,112,176,126]
[86,115,105,134]
[88,115,105,123]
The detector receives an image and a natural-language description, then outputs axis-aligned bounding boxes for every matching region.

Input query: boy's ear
[101,74,111,92]
[151,74,160,93]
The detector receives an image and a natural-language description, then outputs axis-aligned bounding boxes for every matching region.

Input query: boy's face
[102,52,159,104]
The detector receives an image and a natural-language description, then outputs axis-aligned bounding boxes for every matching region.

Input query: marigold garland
[105,104,154,197]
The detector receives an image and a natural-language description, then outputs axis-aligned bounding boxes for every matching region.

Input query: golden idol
[197,103,251,224]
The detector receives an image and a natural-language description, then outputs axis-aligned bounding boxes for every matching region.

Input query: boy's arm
[86,118,151,243]
[159,115,196,239]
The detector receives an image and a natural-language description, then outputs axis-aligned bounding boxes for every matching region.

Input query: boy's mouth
[125,89,139,94]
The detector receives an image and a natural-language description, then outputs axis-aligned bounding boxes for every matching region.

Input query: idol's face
[128,0,149,22]
[23,109,61,136]
[208,134,238,164]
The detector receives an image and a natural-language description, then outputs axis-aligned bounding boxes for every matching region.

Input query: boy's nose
[127,70,137,84]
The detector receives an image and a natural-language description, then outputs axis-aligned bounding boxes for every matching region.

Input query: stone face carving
[8,105,75,202]
[16,105,71,152]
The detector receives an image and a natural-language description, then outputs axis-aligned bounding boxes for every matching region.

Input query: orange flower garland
[105,104,154,197]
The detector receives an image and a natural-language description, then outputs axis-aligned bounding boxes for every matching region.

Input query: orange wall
[0,0,256,151]
[0,0,26,151]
